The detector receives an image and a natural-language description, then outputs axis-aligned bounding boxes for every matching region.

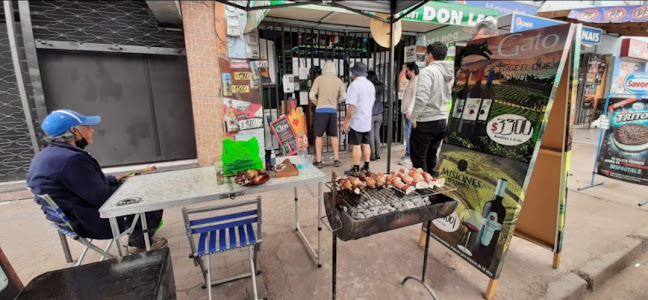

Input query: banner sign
[431,24,574,279]
[425,25,474,44]
[569,6,648,23]
[620,38,648,61]
[269,1,499,26]
[397,1,499,25]
[455,0,538,16]
[219,58,267,136]
[597,96,648,186]
[506,14,601,44]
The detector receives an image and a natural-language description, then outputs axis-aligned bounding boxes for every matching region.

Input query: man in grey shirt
[410,42,454,173]
[343,62,375,175]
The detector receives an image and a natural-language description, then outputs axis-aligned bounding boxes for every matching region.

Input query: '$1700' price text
[486,114,534,146]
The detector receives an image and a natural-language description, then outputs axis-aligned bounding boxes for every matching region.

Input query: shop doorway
[258,23,416,155]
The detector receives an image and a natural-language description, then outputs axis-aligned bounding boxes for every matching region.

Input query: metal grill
[0,15,35,181]
[29,0,184,48]
[331,184,456,219]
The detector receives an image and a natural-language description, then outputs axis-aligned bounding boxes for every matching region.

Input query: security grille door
[38,50,196,166]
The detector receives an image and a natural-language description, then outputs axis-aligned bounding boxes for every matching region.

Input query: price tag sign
[486,114,534,146]
[232,85,250,94]
[234,72,251,80]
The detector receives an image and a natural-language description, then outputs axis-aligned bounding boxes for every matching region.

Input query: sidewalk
[1,128,646,299]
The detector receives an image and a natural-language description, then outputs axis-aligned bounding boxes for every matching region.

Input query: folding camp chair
[35,194,139,266]
[182,197,262,300]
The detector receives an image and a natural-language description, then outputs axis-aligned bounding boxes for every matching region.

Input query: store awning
[224,1,498,33]
[538,6,648,36]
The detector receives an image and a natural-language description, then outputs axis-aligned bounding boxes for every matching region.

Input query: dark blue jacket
[26,142,123,239]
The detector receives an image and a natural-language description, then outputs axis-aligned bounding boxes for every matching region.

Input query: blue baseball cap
[41,109,101,137]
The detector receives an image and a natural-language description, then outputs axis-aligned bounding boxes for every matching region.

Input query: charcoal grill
[324,172,458,300]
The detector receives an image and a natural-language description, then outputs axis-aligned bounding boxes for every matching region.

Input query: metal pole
[4,0,40,154]
[385,12,395,174]
[577,93,612,191]
[18,1,48,126]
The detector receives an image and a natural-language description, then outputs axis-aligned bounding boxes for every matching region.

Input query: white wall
[596,34,621,55]
[538,1,648,12]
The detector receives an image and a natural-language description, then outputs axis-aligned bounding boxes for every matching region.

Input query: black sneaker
[370,154,377,161]
[344,167,360,176]
[333,160,341,167]
[313,161,323,168]
[375,154,380,160]
[361,165,370,172]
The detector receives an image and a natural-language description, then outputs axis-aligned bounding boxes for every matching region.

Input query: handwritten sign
[238,117,264,131]
[235,72,251,80]
[232,85,250,93]
[269,115,298,155]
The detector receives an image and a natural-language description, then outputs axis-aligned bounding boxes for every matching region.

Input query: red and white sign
[578,9,599,20]
[605,8,627,20]
[632,6,648,19]
[620,38,648,62]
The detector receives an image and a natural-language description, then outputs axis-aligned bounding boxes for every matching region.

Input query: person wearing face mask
[398,62,419,166]
[27,110,166,254]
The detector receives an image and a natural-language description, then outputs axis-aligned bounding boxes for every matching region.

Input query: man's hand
[412,122,417,129]
[116,174,133,184]
[406,113,411,120]
[343,122,350,133]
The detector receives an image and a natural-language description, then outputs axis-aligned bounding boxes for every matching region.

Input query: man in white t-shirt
[343,62,375,175]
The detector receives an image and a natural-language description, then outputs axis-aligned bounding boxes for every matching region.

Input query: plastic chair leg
[206,255,212,300]
[57,231,73,264]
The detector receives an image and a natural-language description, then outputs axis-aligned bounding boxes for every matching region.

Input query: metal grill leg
[401,221,438,300]
[249,246,259,300]
[332,233,337,300]
[317,182,322,268]
[57,231,73,264]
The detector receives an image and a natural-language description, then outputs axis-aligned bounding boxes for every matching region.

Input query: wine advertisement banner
[430,24,574,279]
[596,96,648,186]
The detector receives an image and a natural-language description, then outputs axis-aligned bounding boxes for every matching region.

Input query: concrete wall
[182,1,228,166]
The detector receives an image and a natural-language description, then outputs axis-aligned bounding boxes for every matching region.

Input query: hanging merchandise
[370,13,402,48]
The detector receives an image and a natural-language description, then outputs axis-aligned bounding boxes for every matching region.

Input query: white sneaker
[398,156,411,165]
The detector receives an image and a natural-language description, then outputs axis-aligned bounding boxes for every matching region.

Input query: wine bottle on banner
[475,70,495,136]
[472,178,508,269]
[450,71,470,133]
[461,68,483,136]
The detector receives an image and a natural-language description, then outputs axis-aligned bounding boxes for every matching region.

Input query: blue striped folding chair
[182,197,262,300]
[35,194,139,266]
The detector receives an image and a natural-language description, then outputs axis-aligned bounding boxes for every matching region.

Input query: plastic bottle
[269,151,276,171]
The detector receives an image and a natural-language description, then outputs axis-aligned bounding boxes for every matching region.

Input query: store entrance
[258,23,415,156]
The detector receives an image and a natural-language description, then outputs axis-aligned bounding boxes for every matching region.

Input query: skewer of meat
[392,178,415,194]
[358,174,377,189]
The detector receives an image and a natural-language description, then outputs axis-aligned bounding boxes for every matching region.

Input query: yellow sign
[235,72,251,80]
[232,85,250,93]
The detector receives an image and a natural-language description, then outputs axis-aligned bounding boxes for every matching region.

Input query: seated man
[27,109,166,254]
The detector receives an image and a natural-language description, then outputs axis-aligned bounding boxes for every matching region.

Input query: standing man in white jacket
[399,62,419,166]
[410,42,455,174]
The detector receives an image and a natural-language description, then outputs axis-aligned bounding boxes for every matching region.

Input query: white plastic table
[99,164,326,267]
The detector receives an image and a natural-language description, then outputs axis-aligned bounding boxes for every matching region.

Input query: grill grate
[326,181,456,220]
